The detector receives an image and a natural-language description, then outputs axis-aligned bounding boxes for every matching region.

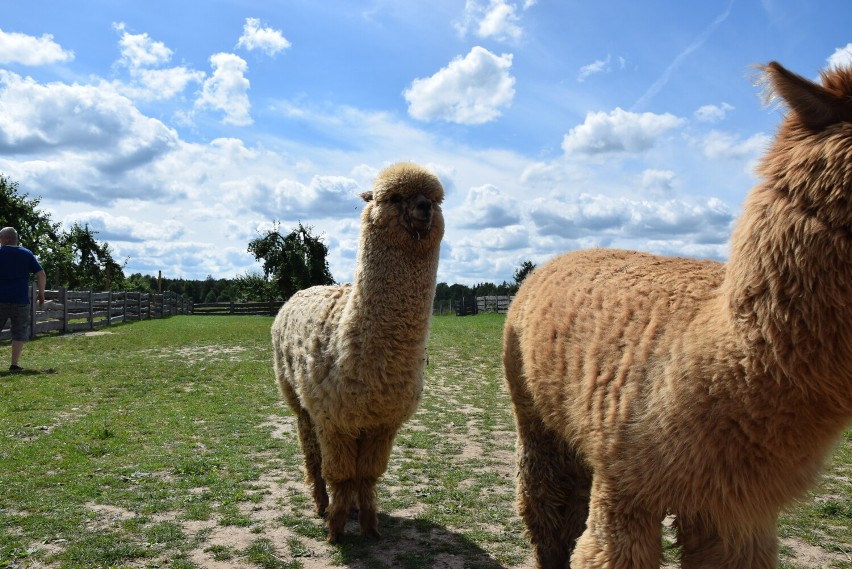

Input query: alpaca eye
[390,195,403,204]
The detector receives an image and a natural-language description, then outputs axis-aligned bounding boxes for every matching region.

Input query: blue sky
[1,1,851,285]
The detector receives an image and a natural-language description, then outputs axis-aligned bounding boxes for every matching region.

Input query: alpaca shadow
[334,513,510,568]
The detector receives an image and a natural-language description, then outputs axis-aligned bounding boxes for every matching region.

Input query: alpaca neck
[339,234,439,371]
[724,183,852,417]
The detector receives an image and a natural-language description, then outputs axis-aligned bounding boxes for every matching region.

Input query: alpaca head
[359,163,445,250]
[757,61,852,229]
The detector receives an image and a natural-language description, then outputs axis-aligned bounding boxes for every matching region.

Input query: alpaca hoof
[361,527,382,539]
[314,495,329,517]
[327,529,344,544]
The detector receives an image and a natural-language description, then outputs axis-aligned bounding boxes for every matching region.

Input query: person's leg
[0,304,11,368]
[9,304,30,369]
[11,340,24,367]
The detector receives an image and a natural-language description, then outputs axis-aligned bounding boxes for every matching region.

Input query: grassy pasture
[0,314,849,568]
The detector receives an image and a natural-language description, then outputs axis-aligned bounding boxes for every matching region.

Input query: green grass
[0,314,849,568]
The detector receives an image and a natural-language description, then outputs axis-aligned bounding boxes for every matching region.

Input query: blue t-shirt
[0,245,43,304]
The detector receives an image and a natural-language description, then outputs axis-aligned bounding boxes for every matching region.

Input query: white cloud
[403,46,515,125]
[478,0,523,43]
[576,55,624,83]
[195,53,251,126]
[121,67,206,101]
[62,210,186,243]
[456,0,526,43]
[827,43,852,69]
[236,17,291,56]
[457,224,530,251]
[0,70,178,158]
[641,169,677,197]
[694,102,734,123]
[114,23,172,69]
[111,23,204,101]
[577,56,610,82]
[561,107,685,156]
[0,28,74,66]
[528,193,733,245]
[454,184,521,229]
[226,174,365,220]
[0,70,185,205]
[701,131,770,160]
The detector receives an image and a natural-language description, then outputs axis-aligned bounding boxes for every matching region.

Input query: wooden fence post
[61,287,69,334]
[87,291,94,330]
[29,283,36,339]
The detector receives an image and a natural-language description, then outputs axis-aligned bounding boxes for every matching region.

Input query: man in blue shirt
[0,227,46,372]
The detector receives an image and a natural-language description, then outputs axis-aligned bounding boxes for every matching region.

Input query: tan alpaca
[503,61,852,568]
[271,163,444,543]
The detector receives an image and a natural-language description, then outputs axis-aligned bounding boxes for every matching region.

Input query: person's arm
[35,270,46,308]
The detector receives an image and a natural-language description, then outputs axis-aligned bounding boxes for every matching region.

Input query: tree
[232,271,278,303]
[514,260,537,286]
[58,223,126,290]
[0,174,61,259]
[248,222,335,301]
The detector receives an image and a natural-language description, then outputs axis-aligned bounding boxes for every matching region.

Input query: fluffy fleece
[503,61,852,568]
[271,163,444,543]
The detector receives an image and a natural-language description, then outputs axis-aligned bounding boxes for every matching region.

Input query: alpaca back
[272,285,351,423]
[506,249,728,457]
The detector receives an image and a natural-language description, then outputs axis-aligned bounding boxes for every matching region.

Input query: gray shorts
[0,303,30,341]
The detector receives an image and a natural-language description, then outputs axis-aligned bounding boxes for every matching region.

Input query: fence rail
[1,286,193,341]
[193,301,283,316]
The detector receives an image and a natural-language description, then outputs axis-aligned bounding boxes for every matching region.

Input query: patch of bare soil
[64,330,114,338]
[142,344,250,365]
[781,536,850,568]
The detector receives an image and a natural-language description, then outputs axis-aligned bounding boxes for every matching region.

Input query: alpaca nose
[412,195,432,220]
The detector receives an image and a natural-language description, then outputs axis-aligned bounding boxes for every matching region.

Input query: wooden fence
[2,288,515,341]
[193,301,283,316]
[475,295,514,314]
[0,286,193,341]
[432,295,514,316]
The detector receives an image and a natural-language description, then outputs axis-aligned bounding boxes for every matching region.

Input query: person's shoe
[9,364,22,372]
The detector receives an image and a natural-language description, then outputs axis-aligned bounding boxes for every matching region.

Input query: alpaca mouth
[408,195,433,238]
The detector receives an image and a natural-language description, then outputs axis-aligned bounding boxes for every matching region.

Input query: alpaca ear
[760,61,846,129]
[360,191,374,202]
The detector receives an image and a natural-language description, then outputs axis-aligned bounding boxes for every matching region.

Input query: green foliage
[513,260,536,285]
[0,174,61,256]
[248,221,335,301]
[434,261,533,303]
[231,270,279,302]
[52,223,126,290]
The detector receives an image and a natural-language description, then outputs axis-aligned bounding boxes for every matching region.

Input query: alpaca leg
[516,423,591,569]
[319,429,359,543]
[570,479,662,569]
[504,324,592,568]
[275,376,329,516]
[294,408,328,516]
[676,516,778,569]
[354,427,399,538]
